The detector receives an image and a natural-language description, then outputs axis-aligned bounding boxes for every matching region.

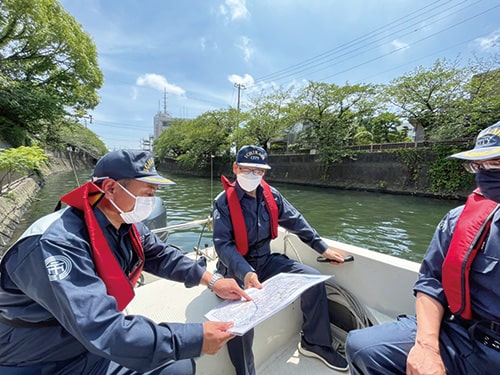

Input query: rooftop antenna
[163,88,168,114]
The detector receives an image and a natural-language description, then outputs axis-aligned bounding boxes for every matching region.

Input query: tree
[354,112,409,145]
[57,120,108,158]
[0,0,103,145]
[154,109,240,168]
[295,81,379,167]
[241,86,296,151]
[0,146,48,194]
[384,57,499,141]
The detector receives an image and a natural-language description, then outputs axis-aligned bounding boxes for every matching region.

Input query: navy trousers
[0,353,195,375]
[223,253,333,375]
[346,315,500,375]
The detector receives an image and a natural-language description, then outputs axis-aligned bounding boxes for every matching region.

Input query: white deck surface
[127,271,349,374]
[126,229,420,374]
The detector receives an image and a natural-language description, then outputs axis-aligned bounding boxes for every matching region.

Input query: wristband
[208,273,224,291]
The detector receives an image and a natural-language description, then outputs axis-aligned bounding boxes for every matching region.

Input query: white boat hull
[125,227,420,374]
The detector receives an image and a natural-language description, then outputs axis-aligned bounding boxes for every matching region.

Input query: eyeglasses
[239,167,266,176]
[463,159,500,173]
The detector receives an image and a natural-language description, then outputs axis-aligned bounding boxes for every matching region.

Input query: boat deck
[126,269,350,374]
[126,229,420,374]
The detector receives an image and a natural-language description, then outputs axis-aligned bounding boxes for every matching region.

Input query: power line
[249,0,494,88]
[319,4,499,83]
[252,0,458,83]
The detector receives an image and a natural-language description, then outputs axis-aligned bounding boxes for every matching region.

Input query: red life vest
[442,189,499,320]
[60,182,145,311]
[221,175,278,256]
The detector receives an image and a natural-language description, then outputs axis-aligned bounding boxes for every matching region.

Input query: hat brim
[449,147,500,161]
[136,175,176,185]
[237,162,271,170]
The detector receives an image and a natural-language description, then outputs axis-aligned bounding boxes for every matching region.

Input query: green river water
[10,169,464,263]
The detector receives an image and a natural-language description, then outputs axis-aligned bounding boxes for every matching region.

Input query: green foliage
[0,146,48,194]
[57,120,108,157]
[427,144,475,196]
[154,109,240,168]
[294,81,378,178]
[394,144,475,196]
[0,0,103,144]
[385,57,499,141]
[354,112,409,145]
[151,54,496,194]
[395,148,428,188]
[241,86,297,150]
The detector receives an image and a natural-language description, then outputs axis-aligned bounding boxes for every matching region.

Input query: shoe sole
[298,342,349,372]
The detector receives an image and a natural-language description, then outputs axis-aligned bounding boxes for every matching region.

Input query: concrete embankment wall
[0,151,94,253]
[157,151,474,199]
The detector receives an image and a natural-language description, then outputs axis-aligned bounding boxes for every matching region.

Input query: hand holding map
[205,273,332,335]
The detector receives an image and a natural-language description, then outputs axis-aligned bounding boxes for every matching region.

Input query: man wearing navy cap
[212,145,351,374]
[0,149,250,374]
[346,121,500,375]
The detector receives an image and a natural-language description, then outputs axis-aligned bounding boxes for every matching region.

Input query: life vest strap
[442,190,499,320]
[220,175,278,256]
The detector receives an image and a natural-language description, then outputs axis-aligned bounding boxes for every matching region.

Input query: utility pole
[234,83,246,150]
[234,83,246,111]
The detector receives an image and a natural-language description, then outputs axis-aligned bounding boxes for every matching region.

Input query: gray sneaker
[298,336,349,372]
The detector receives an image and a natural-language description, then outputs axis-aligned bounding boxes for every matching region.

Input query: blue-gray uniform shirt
[413,204,500,321]
[213,181,329,282]
[0,206,206,371]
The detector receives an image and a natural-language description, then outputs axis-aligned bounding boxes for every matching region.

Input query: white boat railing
[150,217,218,261]
[150,217,212,234]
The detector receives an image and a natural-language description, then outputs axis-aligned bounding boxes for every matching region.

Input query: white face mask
[109,183,156,223]
[237,173,262,192]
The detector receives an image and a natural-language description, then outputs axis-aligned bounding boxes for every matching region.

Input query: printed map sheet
[205,273,332,336]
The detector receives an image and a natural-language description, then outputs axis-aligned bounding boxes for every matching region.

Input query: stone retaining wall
[0,178,39,252]
[0,151,95,254]
[157,152,474,199]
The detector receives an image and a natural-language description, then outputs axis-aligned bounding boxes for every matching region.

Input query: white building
[153,111,173,140]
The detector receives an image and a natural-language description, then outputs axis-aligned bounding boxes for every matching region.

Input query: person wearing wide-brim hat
[346,120,500,375]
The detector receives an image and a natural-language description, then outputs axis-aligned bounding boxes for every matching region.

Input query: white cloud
[236,36,254,62]
[136,74,185,96]
[391,39,410,52]
[476,29,500,50]
[227,73,255,87]
[219,0,249,21]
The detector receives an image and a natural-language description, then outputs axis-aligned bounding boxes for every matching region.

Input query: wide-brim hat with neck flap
[449,121,500,161]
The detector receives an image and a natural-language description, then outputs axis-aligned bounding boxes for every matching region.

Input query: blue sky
[59,0,499,150]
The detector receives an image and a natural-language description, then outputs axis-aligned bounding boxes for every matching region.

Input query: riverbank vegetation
[0,0,106,157]
[0,146,47,196]
[155,57,498,195]
[0,1,498,197]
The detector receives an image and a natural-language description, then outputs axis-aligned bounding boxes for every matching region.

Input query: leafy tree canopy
[0,0,103,146]
[0,145,48,194]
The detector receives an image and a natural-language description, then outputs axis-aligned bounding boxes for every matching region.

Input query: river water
[10,169,464,263]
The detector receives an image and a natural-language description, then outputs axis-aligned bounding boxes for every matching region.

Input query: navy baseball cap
[92,150,175,185]
[236,145,271,169]
[449,121,500,160]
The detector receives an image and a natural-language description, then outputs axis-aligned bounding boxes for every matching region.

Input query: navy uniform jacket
[0,206,206,371]
[414,204,500,321]
[213,181,329,282]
